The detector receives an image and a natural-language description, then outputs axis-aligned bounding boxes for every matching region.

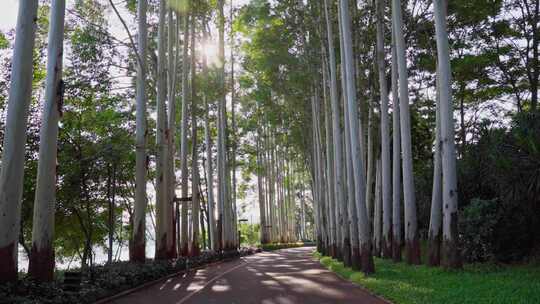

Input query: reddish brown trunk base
[427,235,441,267]
[179,244,189,257]
[360,242,375,275]
[190,241,201,257]
[442,238,462,269]
[351,247,362,271]
[442,212,462,269]
[156,235,176,260]
[405,237,422,265]
[28,243,55,282]
[0,242,17,283]
[382,233,392,259]
[392,239,402,262]
[131,223,146,262]
[342,238,352,267]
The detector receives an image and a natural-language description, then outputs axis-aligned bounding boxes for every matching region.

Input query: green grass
[260,242,315,251]
[314,252,540,304]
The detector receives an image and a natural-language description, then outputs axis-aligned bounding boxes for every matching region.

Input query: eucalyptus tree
[391,0,421,265]
[339,0,374,274]
[390,28,402,262]
[132,0,148,263]
[342,61,361,270]
[375,0,392,258]
[154,0,174,259]
[190,14,200,256]
[0,0,39,283]
[433,0,462,269]
[202,16,217,251]
[28,0,66,282]
[167,7,178,255]
[179,9,190,257]
[373,159,382,257]
[428,76,443,266]
[217,0,233,250]
[334,0,351,264]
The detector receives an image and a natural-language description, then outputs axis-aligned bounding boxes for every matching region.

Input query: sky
[0,0,18,31]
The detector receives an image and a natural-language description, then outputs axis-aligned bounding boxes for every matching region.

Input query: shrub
[459,198,501,262]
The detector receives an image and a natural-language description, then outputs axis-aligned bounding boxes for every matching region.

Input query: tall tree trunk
[230,0,239,248]
[375,0,392,259]
[132,0,148,263]
[190,15,200,256]
[373,159,382,257]
[343,66,361,270]
[28,0,66,282]
[391,26,402,262]
[322,72,336,257]
[433,0,462,269]
[202,17,216,251]
[334,0,351,265]
[339,0,375,274]
[0,0,39,283]
[391,0,421,265]
[167,8,178,258]
[155,0,173,260]
[428,75,442,267]
[179,10,190,257]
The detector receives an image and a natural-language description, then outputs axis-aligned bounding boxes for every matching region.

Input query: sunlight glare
[202,40,220,67]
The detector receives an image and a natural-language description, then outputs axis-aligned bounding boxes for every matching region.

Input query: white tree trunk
[202,18,216,251]
[428,76,442,266]
[167,8,177,258]
[339,0,374,274]
[343,67,361,270]
[155,0,173,259]
[179,11,190,256]
[433,0,462,269]
[391,27,402,262]
[373,159,382,257]
[0,0,39,283]
[190,18,200,256]
[29,0,66,282]
[323,0,346,261]
[375,0,393,259]
[132,0,148,264]
[391,0,421,265]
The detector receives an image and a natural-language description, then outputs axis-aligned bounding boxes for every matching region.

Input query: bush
[459,198,501,262]
[0,248,259,303]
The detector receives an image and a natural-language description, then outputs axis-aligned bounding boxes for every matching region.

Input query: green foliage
[259,242,313,251]
[1,249,259,303]
[459,199,501,262]
[459,112,540,262]
[316,253,540,304]
[0,32,8,49]
[239,223,260,246]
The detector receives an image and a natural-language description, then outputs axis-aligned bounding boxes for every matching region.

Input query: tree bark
[339,0,375,274]
[391,27,402,263]
[155,0,174,260]
[375,0,393,259]
[391,0,421,265]
[433,0,462,269]
[179,10,190,257]
[0,0,39,283]
[29,0,66,281]
[132,0,148,264]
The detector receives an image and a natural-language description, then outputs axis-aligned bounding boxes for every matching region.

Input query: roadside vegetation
[314,252,540,304]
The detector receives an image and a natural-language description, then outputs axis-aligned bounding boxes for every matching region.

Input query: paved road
[111,247,388,304]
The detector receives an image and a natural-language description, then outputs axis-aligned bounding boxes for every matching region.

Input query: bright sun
[201,41,220,67]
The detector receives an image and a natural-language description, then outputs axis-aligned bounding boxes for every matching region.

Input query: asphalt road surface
[111,247,388,304]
